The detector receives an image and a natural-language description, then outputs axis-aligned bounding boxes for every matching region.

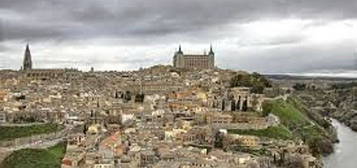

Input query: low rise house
[206,113,232,124]
[61,133,86,168]
[0,111,7,123]
[224,134,260,148]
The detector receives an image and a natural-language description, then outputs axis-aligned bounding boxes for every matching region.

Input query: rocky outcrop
[295,87,357,133]
[332,109,357,131]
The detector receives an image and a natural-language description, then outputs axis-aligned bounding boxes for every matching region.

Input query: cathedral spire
[23,43,32,70]
[209,44,214,55]
[177,44,183,54]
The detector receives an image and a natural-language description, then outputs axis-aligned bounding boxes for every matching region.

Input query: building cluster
[0,45,320,168]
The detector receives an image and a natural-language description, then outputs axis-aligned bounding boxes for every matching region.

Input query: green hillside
[263,97,334,156]
[0,124,62,141]
[228,125,293,140]
[1,142,66,168]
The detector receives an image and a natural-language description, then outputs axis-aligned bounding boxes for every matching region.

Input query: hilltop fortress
[173,45,215,69]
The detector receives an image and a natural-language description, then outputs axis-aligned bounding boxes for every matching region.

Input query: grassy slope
[270,98,328,137]
[0,124,62,141]
[229,96,332,156]
[1,142,67,168]
[268,97,332,156]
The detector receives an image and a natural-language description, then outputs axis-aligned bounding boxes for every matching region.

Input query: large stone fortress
[173,45,215,69]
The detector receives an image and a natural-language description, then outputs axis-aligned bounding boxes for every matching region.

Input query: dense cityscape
[1,1,357,167]
[1,44,357,168]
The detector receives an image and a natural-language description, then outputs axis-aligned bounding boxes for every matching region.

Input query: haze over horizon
[1,0,357,76]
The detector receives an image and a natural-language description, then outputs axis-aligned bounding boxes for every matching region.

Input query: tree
[251,84,265,94]
[293,83,306,91]
[230,74,252,87]
[214,132,224,148]
[135,93,145,103]
[230,72,272,94]
[262,101,273,117]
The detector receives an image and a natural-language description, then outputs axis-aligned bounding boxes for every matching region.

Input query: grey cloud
[1,0,357,73]
[266,36,305,46]
[239,35,306,47]
[0,44,10,52]
[221,41,357,73]
[0,21,3,42]
[1,0,357,42]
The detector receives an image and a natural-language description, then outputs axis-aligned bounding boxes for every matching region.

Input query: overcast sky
[0,0,357,75]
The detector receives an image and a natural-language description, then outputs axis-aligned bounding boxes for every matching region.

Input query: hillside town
[0,45,332,168]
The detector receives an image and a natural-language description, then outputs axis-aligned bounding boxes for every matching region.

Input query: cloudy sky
[1,0,357,76]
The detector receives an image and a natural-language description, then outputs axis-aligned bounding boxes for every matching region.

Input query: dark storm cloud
[1,0,357,41]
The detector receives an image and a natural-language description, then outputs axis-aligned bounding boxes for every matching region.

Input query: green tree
[293,83,306,91]
[262,101,273,117]
[230,72,272,94]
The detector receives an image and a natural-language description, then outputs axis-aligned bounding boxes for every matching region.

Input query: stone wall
[212,123,270,130]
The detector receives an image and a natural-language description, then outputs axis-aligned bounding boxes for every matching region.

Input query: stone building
[212,87,264,112]
[224,134,260,148]
[23,68,80,81]
[206,113,233,124]
[0,111,6,123]
[140,81,183,95]
[126,80,183,96]
[173,45,215,69]
[61,133,86,168]
[19,44,80,80]
[0,90,7,102]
